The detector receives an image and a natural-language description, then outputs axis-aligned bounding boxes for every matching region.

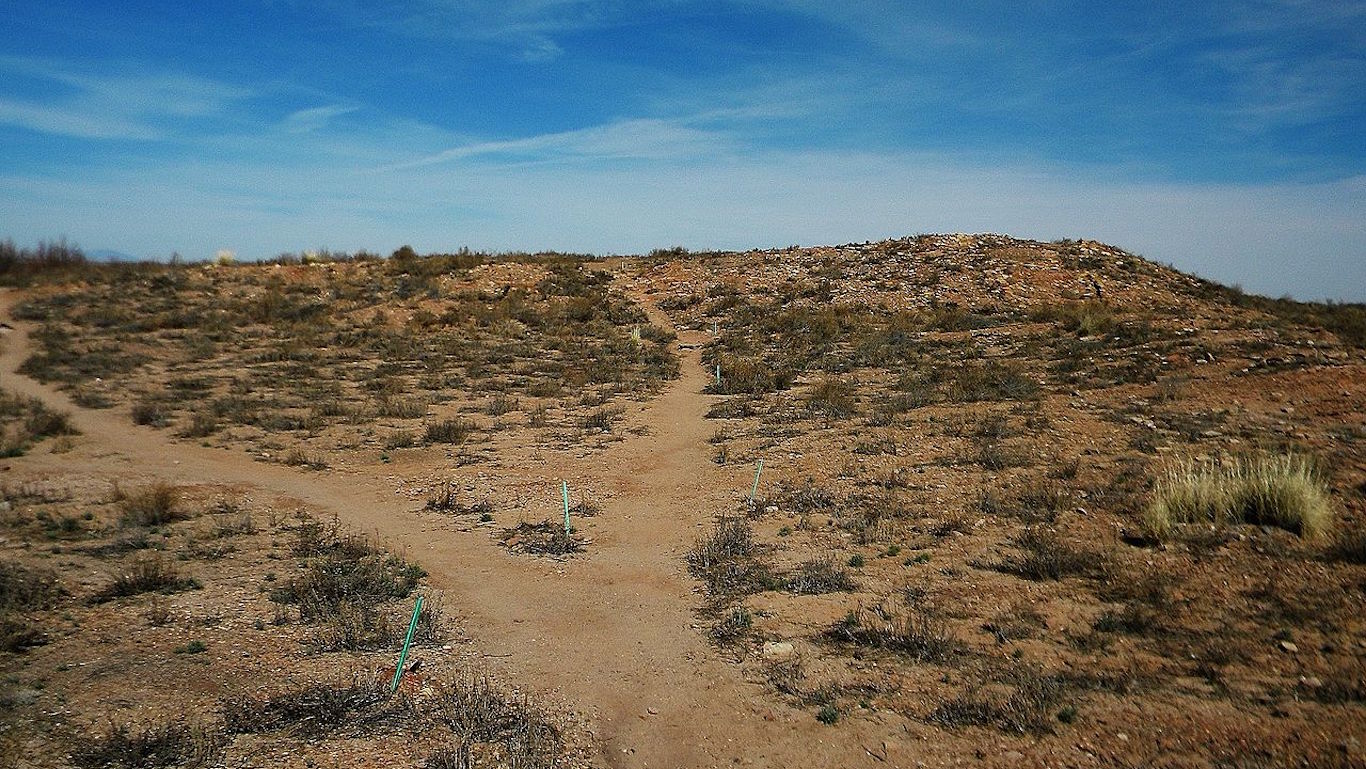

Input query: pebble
[1280,641,1299,654]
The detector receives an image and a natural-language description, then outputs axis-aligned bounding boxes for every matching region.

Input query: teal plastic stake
[562,480,571,535]
[390,595,424,694]
[750,459,764,501]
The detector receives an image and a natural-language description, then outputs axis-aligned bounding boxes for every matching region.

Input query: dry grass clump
[785,555,857,595]
[70,717,224,769]
[117,482,185,527]
[418,675,564,769]
[824,604,959,663]
[95,555,199,602]
[217,671,565,767]
[1144,454,1332,540]
[500,521,584,556]
[270,542,424,619]
[930,672,1066,735]
[687,518,776,597]
[0,389,77,457]
[425,418,476,445]
[1,559,63,651]
[222,676,390,737]
[1005,527,1103,581]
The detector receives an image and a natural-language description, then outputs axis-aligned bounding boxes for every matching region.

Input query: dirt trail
[0,287,905,768]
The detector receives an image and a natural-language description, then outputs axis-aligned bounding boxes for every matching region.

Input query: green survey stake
[750,459,763,501]
[562,480,571,535]
[390,595,424,694]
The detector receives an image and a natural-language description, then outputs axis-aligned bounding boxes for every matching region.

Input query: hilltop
[1,233,1363,768]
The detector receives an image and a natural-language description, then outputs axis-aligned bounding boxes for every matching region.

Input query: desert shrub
[178,411,218,438]
[1144,454,1332,540]
[0,560,62,613]
[1004,528,1099,581]
[281,446,327,470]
[1092,603,1157,636]
[785,556,857,595]
[709,607,753,646]
[706,355,795,395]
[376,396,428,419]
[687,518,775,597]
[946,361,1038,403]
[0,390,77,456]
[95,556,199,601]
[271,548,424,618]
[931,673,1066,735]
[978,480,1071,523]
[425,482,462,513]
[581,407,620,433]
[71,718,224,769]
[222,677,389,736]
[22,406,76,439]
[419,676,562,768]
[763,481,838,514]
[131,399,171,427]
[824,604,959,663]
[706,397,759,419]
[500,521,583,556]
[1032,300,1116,337]
[118,482,185,527]
[426,418,476,444]
[805,378,857,420]
[983,606,1047,643]
[309,603,398,651]
[0,560,63,652]
[485,395,518,416]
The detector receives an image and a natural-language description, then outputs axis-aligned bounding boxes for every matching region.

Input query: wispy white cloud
[0,58,251,140]
[0,98,160,140]
[283,104,359,133]
[377,115,737,170]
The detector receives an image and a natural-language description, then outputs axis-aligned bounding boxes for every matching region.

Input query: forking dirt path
[0,286,910,768]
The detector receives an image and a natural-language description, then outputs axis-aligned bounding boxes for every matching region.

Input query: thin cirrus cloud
[377,116,739,171]
[0,57,251,141]
[283,105,360,134]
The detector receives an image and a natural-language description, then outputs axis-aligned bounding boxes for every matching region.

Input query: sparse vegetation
[501,520,584,556]
[71,717,224,769]
[824,604,959,663]
[426,418,476,445]
[1003,527,1103,581]
[269,531,424,618]
[0,560,62,651]
[0,388,77,456]
[5,233,1366,767]
[117,482,185,527]
[785,556,856,595]
[930,672,1066,735]
[95,555,199,601]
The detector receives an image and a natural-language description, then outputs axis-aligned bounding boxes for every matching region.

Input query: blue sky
[2,1,1363,300]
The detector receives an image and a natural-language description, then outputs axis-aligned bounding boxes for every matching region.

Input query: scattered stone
[1280,641,1299,654]
[762,641,796,660]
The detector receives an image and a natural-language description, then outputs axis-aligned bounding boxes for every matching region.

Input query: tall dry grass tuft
[1144,454,1331,540]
